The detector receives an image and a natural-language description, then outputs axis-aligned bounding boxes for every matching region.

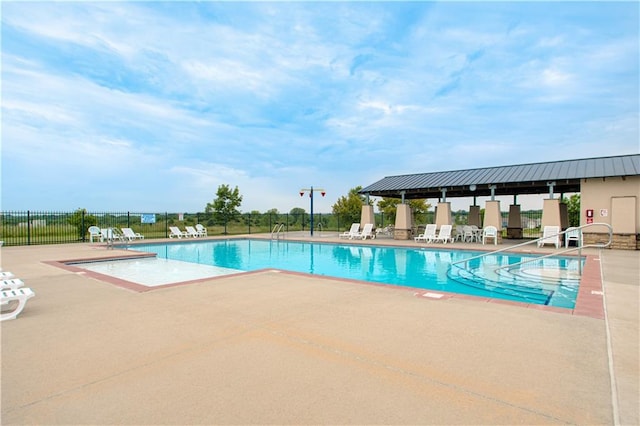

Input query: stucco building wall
[580,176,640,249]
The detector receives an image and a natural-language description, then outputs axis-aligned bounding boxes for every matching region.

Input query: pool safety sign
[141,214,156,224]
[586,209,594,224]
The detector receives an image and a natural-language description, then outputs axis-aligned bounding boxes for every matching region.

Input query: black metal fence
[0,211,374,246]
[0,209,557,247]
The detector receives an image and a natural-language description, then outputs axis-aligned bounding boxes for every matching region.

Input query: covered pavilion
[359,154,640,249]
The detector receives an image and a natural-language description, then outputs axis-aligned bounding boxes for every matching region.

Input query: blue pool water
[127,239,583,308]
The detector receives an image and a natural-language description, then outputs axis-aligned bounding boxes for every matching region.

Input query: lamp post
[299,186,326,236]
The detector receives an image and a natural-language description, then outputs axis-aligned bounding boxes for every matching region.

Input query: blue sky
[2,1,638,213]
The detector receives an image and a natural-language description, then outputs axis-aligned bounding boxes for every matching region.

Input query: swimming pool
[116,239,583,308]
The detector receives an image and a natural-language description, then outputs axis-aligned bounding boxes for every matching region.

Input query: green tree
[244,210,262,226]
[205,184,243,223]
[377,198,431,223]
[332,186,370,227]
[68,208,97,239]
[264,208,281,227]
[562,194,580,227]
[289,207,305,225]
[409,199,431,223]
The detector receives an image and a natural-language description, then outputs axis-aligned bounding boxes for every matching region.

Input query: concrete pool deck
[1,236,638,425]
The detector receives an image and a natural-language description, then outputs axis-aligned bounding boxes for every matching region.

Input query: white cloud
[1,2,637,212]
[541,68,572,87]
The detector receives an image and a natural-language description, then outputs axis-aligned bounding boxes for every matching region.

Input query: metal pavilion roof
[359,154,640,200]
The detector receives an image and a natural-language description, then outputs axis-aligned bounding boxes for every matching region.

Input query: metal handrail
[271,223,285,240]
[105,227,129,250]
[451,222,613,275]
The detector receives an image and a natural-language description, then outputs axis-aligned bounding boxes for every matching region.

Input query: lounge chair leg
[1,288,35,321]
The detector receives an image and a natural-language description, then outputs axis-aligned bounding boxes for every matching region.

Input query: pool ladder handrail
[104,227,118,250]
[450,222,613,276]
[271,223,285,240]
[104,227,130,250]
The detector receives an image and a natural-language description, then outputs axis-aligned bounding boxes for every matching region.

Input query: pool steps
[447,257,581,306]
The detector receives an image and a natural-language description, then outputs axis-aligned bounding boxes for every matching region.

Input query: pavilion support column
[507,205,523,239]
[484,200,503,243]
[393,204,413,240]
[435,202,452,229]
[360,205,375,229]
[541,199,562,229]
[468,205,481,227]
[559,202,569,230]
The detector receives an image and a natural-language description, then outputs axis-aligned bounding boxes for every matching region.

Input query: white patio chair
[88,226,101,243]
[565,227,582,247]
[454,225,465,242]
[482,226,499,245]
[462,226,477,243]
[375,225,394,238]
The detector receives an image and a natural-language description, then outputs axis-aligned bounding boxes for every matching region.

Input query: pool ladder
[271,223,285,240]
[104,227,120,250]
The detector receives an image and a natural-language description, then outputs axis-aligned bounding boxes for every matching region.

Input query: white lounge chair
[415,224,437,243]
[88,226,101,243]
[100,228,124,242]
[565,227,582,248]
[185,226,201,238]
[169,226,188,239]
[537,225,561,248]
[354,223,375,240]
[339,223,360,239]
[0,271,15,279]
[195,224,208,237]
[1,287,35,321]
[1,278,25,290]
[482,226,499,245]
[433,225,454,244]
[121,228,144,241]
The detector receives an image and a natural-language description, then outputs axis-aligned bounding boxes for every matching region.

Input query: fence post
[27,210,31,245]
